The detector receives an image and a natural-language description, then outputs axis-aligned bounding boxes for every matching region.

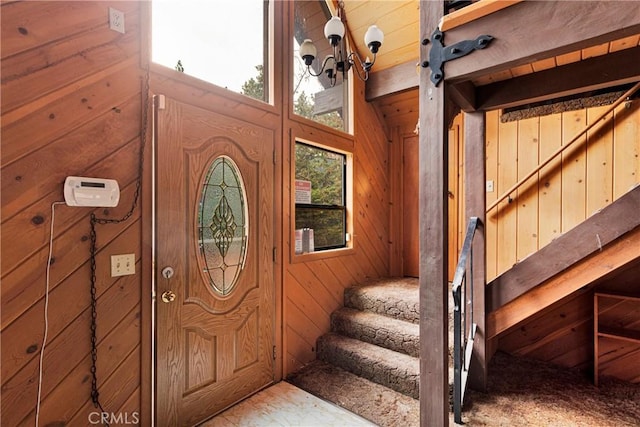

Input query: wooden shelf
[594,292,640,386]
[597,326,640,344]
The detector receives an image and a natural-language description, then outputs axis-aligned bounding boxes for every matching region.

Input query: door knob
[161,290,176,303]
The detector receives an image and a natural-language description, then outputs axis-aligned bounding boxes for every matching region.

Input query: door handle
[161,290,176,303]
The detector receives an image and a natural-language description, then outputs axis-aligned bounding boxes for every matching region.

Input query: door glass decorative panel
[197,156,248,296]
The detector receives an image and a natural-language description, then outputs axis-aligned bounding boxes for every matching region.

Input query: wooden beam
[447,81,476,112]
[487,185,640,313]
[439,0,523,31]
[464,111,487,391]
[488,225,640,339]
[366,60,418,101]
[477,46,640,111]
[419,1,448,425]
[312,84,344,116]
[443,1,640,83]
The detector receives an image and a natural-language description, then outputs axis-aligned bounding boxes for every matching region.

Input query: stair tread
[287,360,419,427]
[332,307,419,356]
[320,333,418,370]
[317,333,419,398]
[344,277,419,323]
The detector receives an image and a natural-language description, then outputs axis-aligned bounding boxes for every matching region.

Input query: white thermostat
[64,176,120,207]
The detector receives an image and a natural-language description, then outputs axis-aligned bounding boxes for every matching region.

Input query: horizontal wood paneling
[486,100,640,280]
[1,1,145,423]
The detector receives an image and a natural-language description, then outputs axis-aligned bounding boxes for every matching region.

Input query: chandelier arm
[347,52,371,82]
[307,54,336,77]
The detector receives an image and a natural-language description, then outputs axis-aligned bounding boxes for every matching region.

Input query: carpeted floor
[289,351,640,426]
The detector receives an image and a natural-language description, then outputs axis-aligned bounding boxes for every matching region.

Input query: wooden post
[464,111,488,391]
[419,2,448,425]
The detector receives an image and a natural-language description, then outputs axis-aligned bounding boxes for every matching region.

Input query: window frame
[291,138,354,262]
[150,0,273,105]
[290,0,353,134]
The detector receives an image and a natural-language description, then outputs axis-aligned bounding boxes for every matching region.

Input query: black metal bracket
[423,29,494,87]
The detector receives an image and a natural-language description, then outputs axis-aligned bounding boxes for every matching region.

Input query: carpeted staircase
[288,277,453,426]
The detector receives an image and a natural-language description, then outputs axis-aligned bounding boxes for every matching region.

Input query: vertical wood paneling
[487,102,640,281]
[1,1,144,423]
[402,134,419,277]
[485,110,499,279]
[538,113,562,248]
[496,120,518,273]
[586,106,614,216]
[448,121,460,279]
[516,117,539,261]
[561,109,587,231]
[613,101,640,198]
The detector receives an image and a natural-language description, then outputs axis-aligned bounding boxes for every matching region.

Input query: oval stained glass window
[197,156,248,296]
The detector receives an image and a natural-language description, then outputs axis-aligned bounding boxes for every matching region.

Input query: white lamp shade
[300,39,317,64]
[324,16,345,42]
[364,25,384,50]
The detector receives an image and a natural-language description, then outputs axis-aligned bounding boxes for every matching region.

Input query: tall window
[152,0,270,102]
[295,142,347,251]
[293,0,348,131]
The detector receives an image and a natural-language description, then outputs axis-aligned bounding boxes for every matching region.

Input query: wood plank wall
[499,260,640,378]
[1,1,147,425]
[486,101,640,281]
[1,1,394,419]
[283,75,392,375]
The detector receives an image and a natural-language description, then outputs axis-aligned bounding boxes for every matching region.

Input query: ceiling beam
[447,81,476,112]
[442,0,640,83]
[476,46,640,111]
[365,60,417,102]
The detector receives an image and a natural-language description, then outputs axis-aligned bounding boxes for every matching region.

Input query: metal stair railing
[452,216,480,424]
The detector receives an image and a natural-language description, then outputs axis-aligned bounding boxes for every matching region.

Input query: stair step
[317,333,419,398]
[331,307,419,357]
[287,360,419,427]
[344,277,419,323]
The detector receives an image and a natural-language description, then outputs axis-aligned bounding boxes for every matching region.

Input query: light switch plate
[486,180,495,192]
[111,254,135,277]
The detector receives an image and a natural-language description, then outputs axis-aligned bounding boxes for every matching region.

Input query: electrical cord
[35,201,66,427]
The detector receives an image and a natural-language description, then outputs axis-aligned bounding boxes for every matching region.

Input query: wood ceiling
[338,0,640,131]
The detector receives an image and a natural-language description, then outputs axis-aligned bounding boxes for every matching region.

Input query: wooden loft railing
[440,0,523,31]
[487,81,640,214]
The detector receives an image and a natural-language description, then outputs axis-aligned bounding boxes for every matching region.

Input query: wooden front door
[155,96,275,426]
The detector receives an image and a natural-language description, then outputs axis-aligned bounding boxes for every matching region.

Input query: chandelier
[299,8,383,86]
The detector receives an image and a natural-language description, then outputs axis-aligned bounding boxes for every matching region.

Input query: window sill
[290,246,354,264]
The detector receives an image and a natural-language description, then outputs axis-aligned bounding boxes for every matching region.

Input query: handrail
[452,216,481,424]
[487,81,640,213]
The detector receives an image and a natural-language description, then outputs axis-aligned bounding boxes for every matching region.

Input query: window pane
[293,0,346,131]
[295,207,346,249]
[152,0,268,102]
[295,144,344,206]
[294,142,347,252]
[197,157,248,296]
